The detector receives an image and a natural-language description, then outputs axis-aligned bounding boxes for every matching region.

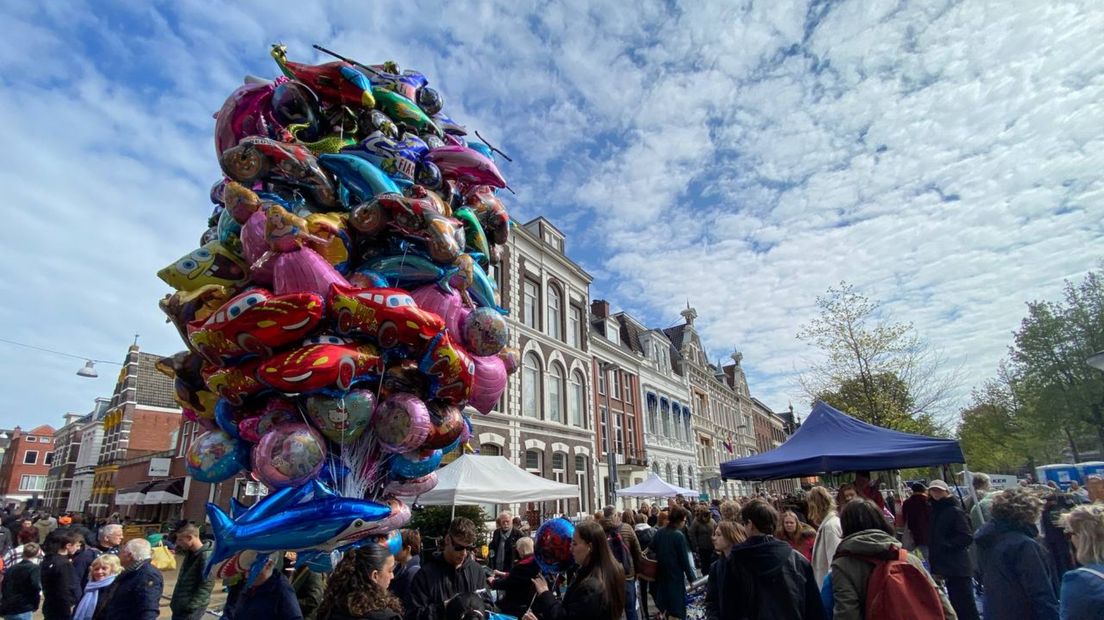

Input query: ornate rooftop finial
[730,349,743,366]
[681,302,697,326]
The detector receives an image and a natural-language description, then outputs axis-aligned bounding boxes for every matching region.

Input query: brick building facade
[0,424,56,507]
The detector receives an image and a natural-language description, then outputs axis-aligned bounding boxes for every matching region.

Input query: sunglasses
[447,537,477,553]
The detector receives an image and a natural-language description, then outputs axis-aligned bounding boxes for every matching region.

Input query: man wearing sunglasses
[407,517,486,620]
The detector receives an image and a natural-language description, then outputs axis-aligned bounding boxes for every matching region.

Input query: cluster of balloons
[154,43,520,576]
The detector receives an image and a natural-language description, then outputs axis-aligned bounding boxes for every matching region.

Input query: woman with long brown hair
[525,520,625,620]
[776,510,817,562]
[704,521,746,620]
[319,544,403,620]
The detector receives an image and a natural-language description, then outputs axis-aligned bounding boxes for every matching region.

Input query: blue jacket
[975,519,1059,620]
[225,572,303,620]
[1060,563,1104,620]
[102,559,164,620]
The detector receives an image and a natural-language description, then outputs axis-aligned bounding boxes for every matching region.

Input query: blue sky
[1,1,1102,429]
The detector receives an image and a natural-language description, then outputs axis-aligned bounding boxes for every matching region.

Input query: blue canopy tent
[721,401,965,481]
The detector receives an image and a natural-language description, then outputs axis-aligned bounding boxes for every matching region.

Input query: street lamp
[599,361,618,507]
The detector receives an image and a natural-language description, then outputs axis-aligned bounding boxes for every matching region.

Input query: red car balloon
[203,359,266,406]
[329,283,446,350]
[258,336,382,393]
[188,288,325,365]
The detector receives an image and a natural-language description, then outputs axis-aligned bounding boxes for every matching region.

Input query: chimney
[591,299,610,319]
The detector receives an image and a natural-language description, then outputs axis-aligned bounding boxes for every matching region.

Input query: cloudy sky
[1,1,1101,430]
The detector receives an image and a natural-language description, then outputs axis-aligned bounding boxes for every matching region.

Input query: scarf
[72,574,117,620]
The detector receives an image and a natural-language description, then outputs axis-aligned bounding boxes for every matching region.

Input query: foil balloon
[240,210,271,284]
[217,207,244,256]
[372,393,430,453]
[499,347,521,375]
[464,185,510,246]
[534,518,576,574]
[214,80,279,157]
[271,81,328,141]
[304,388,376,443]
[410,284,468,339]
[214,399,247,439]
[425,145,507,189]
[384,472,438,497]
[362,254,457,291]
[390,448,442,479]
[259,337,382,393]
[318,153,401,204]
[219,137,339,209]
[419,332,475,405]
[468,353,507,415]
[371,87,441,136]
[329,283,445,350]
[252,423,327,488]
[158,241,250,292]
[186,430,249,483]
[462,307,509,356]
[271,45,375,110]
[422,401,465,449]
[156,351,220,420]
[239,395,299,443]
[304,213,352,273]
[383,530,404,556]
[188,288,325,365]
[203,358,266,405]
[262,206,351,298]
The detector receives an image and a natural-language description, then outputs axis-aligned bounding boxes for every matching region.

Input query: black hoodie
[720,535,824,620]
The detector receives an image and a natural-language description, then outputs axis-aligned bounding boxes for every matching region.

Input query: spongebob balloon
[158,241,250,292]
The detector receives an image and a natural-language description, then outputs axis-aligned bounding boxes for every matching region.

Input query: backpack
[862,547,946,620]
[607,528,632,575]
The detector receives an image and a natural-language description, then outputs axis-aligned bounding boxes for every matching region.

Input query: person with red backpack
[828,499,956,620]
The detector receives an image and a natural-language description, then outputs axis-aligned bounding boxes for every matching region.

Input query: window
[599,406,609,453]
[568,307,581,348]
[608,321,620,346]
[611,371,621,400]
[677,465,684,488]
[662,402,671,436]
[552,452,566,470]
[627,416,636,457]
[23,450,37,465]
[624,376,632,404]
[614,412,624,453]
[25,436,37,442]
[547,285,562,340]
[548,363,565,424]
[652,461,660,475]
[597,367,606,394]
[688,467,695,490]
[44,452,54,466]
[569,371,585,428]
[19,475,46,492]
[575,455,590,516]
[523,279,539,329]
[525,449,542,472]
[552,452,567,514]
[480,443,502,456]
[522,353,541,418]
[665,464,674,483]
[647,394,658,435]
[684,414,692,441]
[673,407,683,441]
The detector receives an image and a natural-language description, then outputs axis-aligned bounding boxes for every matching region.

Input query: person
[720,499,824,619]
[607,510,643,620]
[70,531,101,589]
[96,524,123,554]
[72,553,123,620]
[101,538,164,620]
[828,499,955,619]
[687,506,715,571]
[513,516,531,537]
[901,482,932,555]
[224,555,303,620]
[964,474,990,516]
[488,536,539,617]
[0,519,13,556]
[719,500,741,523]
[16,520,37,545]
[317,544,403,620]
[524,520,625,620]
[808,486,843,588]
[0,542,41,620]
[1068,481,1090,503]
[488,511,523,574]
[32,514,56,544]
[634,513,656,620]
[171,524,214,620]
[389,530,422,613]
[1060,503,1104,619]
[406,517,484,620]
[836,484,857,506]
[927,480,980,620]
[444,593,486,620]
[1042,492,1078,578]
[851,472,885,510]
[974,487,1059,620]
[651,506,697,619]
[776,510,816,562]
[40,529,82,620]
[704,521,746,620]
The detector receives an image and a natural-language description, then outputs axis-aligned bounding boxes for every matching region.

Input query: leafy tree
[798,283,958,432]
[956,372,1062,472]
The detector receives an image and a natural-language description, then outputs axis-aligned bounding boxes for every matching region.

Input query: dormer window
[607,320,620,346]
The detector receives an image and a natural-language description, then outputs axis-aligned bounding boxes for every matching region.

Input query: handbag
[636,556,658,581]
[151,542,177,571]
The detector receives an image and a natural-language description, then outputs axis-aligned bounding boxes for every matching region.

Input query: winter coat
[781,531,816,563]
[224,572,303,620]
[901,493,932,545]
[488,527,523,572]
[830,529,956,620]
[688,519,715,562]
[652,526,696,618]
[40,551,80,620]
[170,541,214,616]
[635,523,656,552]
[101,559,164,620]
[1059,563,1104,620]
[71,545,101,588]
[530,570,613,620]
[812,513,842,587]
[720,534,824,620]
[405,552,485,620]
[490,554,540,617]
[389,555,421,613]
[0,558,41,614]
[928,497,974,577]
[620,522,643,579]
[974,518,1059,620]
[704,554,728,620]
[292,566,326,620]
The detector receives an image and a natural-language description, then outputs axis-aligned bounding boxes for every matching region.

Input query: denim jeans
[3,612,34,620]
[625,578,639,620]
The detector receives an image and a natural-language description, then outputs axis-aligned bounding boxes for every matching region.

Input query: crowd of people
[0,471,1101,620]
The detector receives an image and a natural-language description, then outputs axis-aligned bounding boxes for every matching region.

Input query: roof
[663,324,688,350]
[136,352,178,409]
[721,401,965,480]
[614,313,646,355]
[396,455,579,505]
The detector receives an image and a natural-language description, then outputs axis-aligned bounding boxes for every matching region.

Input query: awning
[115,480,159,506]
[398,455,579,505]
[616,473,697,498]
[144,477,187,504]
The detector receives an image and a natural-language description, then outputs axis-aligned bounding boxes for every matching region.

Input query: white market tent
[616,473,697,498]
[404,454,580,507]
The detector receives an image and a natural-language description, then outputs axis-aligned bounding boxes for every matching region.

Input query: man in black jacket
[927,479,980,620]
[407,517,485,620]
[0,542,41,619]
[40,530,82,620]
[721,500,824,620]
[102,538,164,620]
[488,511,523,573]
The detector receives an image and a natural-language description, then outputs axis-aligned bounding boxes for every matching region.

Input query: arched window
[652,461,660,475]
[688,467,695,490]
[672,404,682,441]
[569,371,585,428]
[525,449,542,472]
[665,463,673,483]
[677,465,684,488]
[661,400,671,436]
[646,393,658,435]
[548,363,565,424]
[552,452,568,514]
[575,455,590,515]
[547,285,562,340]
[480,443,502,456]
[684,411,692,442]
[522,352,541,418]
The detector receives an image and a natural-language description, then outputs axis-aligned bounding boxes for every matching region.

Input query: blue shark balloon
[319,153,401,205]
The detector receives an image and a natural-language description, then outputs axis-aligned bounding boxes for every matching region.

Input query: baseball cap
[928,479,950,492]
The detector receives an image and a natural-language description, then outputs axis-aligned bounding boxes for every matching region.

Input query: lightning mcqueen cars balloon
[328,283,446,350]
[188,289,325,365]
[258,336,383,393]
